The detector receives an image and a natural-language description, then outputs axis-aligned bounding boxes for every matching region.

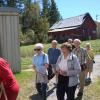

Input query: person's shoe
[85,78,88,83]
[77,92,83,97]
[46,85,49,91]
[88,77,91,82]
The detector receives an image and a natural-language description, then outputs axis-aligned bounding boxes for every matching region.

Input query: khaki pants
[79,71,85,93]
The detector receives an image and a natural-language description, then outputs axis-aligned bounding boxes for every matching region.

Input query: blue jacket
[48,48,61,64]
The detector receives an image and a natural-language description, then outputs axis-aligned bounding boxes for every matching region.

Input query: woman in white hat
[32,43,49,100]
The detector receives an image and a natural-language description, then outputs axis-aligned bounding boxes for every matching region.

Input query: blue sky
[55,0,100,21]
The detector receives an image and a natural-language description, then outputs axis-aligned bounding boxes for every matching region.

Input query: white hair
[52,40,58,43]
[74,39,81,43]
[85,43,91,48]
[34,43,44,49]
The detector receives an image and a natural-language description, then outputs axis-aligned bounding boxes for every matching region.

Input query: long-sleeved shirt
[48,48,61,64]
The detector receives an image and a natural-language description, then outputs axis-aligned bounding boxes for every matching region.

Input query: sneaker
[46,85,49,91]
[77,92,83,97]
[85,78,88,83]
[88,78,91,82]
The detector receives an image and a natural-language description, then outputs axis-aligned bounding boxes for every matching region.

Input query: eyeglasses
[34,49,41,51]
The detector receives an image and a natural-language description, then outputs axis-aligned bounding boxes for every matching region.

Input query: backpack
[43,54,55,80]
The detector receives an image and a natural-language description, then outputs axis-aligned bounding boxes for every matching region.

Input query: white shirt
[58,55,69,71]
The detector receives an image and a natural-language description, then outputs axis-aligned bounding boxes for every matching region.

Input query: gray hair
[34,43,44,49]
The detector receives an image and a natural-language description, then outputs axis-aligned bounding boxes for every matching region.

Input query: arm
[44,54,49,68]
[84,49,89,63]
[32,57,37,71]
[67,55,81,76]
[56,55,62,73]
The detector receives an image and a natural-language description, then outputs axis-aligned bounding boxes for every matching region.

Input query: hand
[59,69,67,76]
[45,64,49,68]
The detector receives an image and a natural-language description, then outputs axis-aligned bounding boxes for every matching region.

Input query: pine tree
[49,0,61,27]
[42,0,50,18]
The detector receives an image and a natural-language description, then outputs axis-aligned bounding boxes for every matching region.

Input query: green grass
[21,57,32,70]
[20,44,51,58]
[81,39,100,54]
[83,78,100,100]
[20,39,100,58]
[15,71,36,100]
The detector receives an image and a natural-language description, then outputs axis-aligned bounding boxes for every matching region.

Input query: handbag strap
[0,82,8,100]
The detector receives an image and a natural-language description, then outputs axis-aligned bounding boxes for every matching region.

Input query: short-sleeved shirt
[32,53,49,74]
[48,48,61,64]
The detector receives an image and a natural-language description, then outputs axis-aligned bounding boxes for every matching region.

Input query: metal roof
[50,13,89,30]
[48,26,79,33]
[0,7,19,13]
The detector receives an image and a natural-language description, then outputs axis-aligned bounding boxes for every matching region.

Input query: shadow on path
[30,86,56,100]
[75,96,83,100]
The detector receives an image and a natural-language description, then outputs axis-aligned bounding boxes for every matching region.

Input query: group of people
[0,38,94,100]
[32,39,95,100]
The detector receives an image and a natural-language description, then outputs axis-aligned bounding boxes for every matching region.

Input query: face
[74,41,80,48]
[52,42,57,48]
[61,47,69,55]
[34,48,42,54]
[86,46,90,50]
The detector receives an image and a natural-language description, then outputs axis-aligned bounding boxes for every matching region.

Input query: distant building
[48,13,97,43]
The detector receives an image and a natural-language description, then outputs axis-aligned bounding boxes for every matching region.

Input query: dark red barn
[48,13,97,43]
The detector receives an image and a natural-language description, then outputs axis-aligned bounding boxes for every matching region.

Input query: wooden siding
[0,11,21,72]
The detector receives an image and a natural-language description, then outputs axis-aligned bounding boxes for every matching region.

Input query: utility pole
[96,15,100,38]
[96,15,100,21]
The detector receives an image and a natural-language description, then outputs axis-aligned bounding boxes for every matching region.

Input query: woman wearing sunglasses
[32,43,49,100]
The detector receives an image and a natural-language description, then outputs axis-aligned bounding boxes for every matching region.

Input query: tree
[49,0,61,27]
[7,0,15,7]
[21,2,40,33]
[41,0,50,18]
[0,0,24,10]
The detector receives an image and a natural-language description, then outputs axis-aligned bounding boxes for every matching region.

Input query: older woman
[56,43,81,100]
[32,43,49,100]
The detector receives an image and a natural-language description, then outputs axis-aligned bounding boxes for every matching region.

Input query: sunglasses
[34,49,41,51]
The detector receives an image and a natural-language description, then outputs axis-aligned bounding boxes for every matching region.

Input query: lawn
[83,78,100,100]
[15,71,36,100]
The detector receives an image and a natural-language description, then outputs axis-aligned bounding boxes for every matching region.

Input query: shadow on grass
[30,86,56,100]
